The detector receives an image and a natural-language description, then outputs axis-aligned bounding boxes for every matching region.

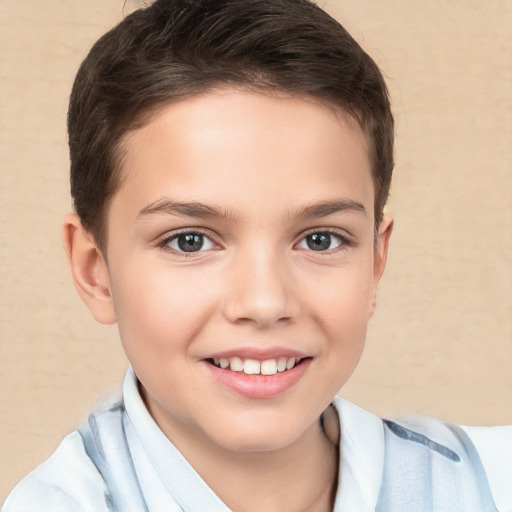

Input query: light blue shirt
[4,368,512,511]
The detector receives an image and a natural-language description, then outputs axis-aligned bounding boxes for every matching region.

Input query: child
[4,0,510,510]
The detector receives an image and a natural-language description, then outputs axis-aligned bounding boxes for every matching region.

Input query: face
[101,88,391,453]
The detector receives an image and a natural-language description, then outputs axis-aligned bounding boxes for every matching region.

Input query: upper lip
[204,346,310,361]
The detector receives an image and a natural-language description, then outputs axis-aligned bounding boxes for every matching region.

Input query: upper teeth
[212,357,300,375]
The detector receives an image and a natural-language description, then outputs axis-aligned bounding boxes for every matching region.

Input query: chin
[205,415,309,453]
[217,434,297,453]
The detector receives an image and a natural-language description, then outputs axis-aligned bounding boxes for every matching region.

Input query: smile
[203,354,312,398]
[209,356,302,375]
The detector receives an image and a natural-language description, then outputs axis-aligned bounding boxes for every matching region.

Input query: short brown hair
[68,0,394,251]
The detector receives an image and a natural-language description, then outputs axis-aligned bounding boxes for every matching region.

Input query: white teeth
[212,356,303,374]
[261,359,278,375]
[230,357,244,372]
[243,359,260,375]
[277,357,287,372]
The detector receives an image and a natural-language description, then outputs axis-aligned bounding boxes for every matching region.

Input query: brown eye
[164,232,215,253]
[177,234,204,252]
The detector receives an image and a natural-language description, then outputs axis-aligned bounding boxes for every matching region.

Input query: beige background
[1,0,511,501]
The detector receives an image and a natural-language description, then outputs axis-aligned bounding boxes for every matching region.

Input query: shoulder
[384,414,512,512]
[462,424,512,512]
[332,398,512,512]
[3,431,109,512]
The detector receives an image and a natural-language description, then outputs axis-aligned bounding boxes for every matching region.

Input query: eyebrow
[137,199,237,221]
[297,199,367,219]
[137,198,366,222]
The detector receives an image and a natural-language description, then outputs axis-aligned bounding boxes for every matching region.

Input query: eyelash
[156,228,354,256]
[157,229,218,257]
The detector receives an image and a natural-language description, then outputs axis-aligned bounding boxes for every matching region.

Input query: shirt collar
[332,396,385,512]
[123,367,230,511]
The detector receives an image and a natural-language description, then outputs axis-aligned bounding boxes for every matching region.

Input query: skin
[63,88,392,511]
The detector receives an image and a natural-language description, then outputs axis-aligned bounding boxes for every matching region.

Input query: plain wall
[1,0,511,501]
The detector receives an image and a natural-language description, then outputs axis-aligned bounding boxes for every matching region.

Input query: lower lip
[202,359,311,399]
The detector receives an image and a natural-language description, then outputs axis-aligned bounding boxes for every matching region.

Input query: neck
[150,401,340,512]
[207,414,339,512]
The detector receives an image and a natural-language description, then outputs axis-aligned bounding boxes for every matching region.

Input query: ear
[62,214,117,325]
[369,215,393,317]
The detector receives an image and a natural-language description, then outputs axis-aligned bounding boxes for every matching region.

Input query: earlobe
[62,214,117,325]
[369,215,393,317]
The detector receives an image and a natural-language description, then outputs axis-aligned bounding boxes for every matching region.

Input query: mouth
[206,356,306,375]
[202,354,312,398]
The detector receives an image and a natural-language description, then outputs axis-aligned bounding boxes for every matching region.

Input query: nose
[222,246,298,328]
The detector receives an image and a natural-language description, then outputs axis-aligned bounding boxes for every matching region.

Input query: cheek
[306,264,374,330]
[304,263,373,387]
[110,265,218,355]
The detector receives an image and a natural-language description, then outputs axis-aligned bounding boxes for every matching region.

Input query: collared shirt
[4,368,512,511]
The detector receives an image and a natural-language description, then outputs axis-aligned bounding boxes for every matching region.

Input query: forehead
[113,88,374,221]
